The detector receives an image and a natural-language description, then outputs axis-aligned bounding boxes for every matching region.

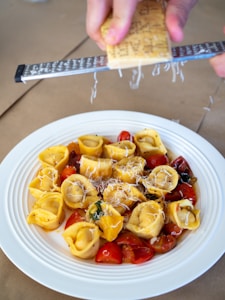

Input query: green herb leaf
[89,200,104,221]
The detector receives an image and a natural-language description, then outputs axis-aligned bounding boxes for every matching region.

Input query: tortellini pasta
[29,166,61,200]
[167,199,200,230]
[78,135,104,157]
[61,174,99,209]
[126,201,165,238]
[38,145,69,172]
[134,129,167,158]
[103,182,146,214]
[79,155,113,180]
[27,192,65,230]
[113,156,146,183]
[103,140,136,160]
[27,128,201,263]
[86,200,124,241]
[141,165,179,196]
[63,222,100,259]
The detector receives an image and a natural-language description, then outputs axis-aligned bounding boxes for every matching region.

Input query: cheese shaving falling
[152,61,187,82]
[90,72,98,104]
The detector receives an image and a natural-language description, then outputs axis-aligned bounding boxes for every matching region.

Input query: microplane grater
[15,40,225,83]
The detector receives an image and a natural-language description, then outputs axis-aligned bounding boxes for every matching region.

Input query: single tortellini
[27,192,65,230]
[126,201,164,238]
[167,199,200,230]
[133,129,167,158]
[141,165,179,196]
[29,166,61,200]
[86,200,124,241]
[38,145,69,173]
[78,135,104,157]
[113,156,146,183]
[103,140,136,161]
[103,182,146,214]
[79,155,113,180]
[61,174,99,209]
[63,222,100,259]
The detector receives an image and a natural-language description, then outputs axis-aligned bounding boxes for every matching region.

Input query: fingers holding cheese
[101,0,172,69]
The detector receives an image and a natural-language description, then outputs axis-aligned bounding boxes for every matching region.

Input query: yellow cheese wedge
[101,0,172,69]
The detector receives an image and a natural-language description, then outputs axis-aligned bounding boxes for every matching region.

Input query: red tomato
[170,156,193,183]
[151,235,177,254]
[95,242,122,264]
[163,222,183,238]
[146,154,169,169]
[121,244,135,263]
[131,245,155,264]
[117,130,132,142]
[68,151,81,171]
[121,244,155,264]
[165,182,197,205]
[60,165,76,183]
[116,231,144,247]
[64,209,85,229]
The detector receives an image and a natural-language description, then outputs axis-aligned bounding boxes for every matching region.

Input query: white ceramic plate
[0,110,225,300]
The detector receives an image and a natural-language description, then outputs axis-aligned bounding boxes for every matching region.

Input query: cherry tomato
[116,231,144,247]
[151,235,177,254]
[117,130,132,142]
[64,209,85,229]
[121,244,155,264]
[67,150,81,172]
[170,156,193,183]
[163,222,183,238]
[121,244,135,263]
[146,154,169,169]
[67,142,81,155]
[165,182,197,205]
[95,242,122,264]
[60,165,76,183]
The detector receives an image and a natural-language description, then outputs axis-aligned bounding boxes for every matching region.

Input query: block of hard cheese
[101,0,172,69]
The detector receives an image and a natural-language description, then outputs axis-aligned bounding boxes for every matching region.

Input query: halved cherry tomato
[165,182,197,205]
[121,244,155,264]
[121,244,135,263]
[64,209,85,229]
[60,165,76,183]
[95,242,122,264]
[151,235,177,254]
[116,231,144,247]
[67,142,81,155]
[117,130,132,142]
[170,156,193,183]
[67,151,81,172]
[163,222,183,238]
[146,154,169,169]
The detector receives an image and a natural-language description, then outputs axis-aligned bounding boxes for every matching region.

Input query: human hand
[86,0,140,50]
[165,0,198,42]
[209,26,225,77]
[86,0,198,50]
